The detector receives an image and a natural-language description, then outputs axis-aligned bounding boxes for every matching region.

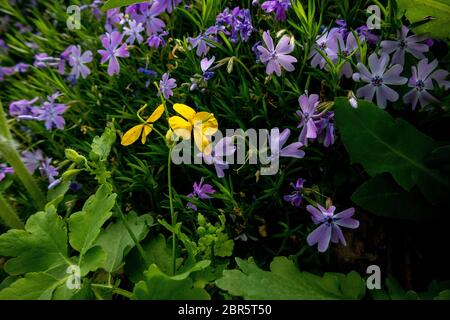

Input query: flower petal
[121,124,144,146]
[173,103,196,121]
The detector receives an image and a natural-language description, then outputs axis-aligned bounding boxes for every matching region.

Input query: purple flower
[159,73,177,99]
[152,0,182,14]
[283,178,305,207]
[257,31,297,76]
[306,204,359,253]
[296,93,321,145]
[147,31,168,48]
[381,25,429,66]
[356,26,378,46]
[261,0,291,21]
[187,177,216,211]
[32,93,68,130]
[188,30,219,57]
[215,7,254,42]
[68,45,92,79]
[105,9,123,33]
[123,19,144,44]
[269,128,305,160]
[58,45,75,74]
[0,163,14,182]
[403,58,450,110]
[200,136,236,178]
[21,149,44,173]
[136,3,166,36]
[39,158,59,186]
[9,97,39,117]
[200,56,215,80]
[0,66,14,81]
[328,32,358,78]
[309,28,339,69]
[13,62,30,73]
[98,31,130,76]
[352,52,407,109]
[316,112,335,148]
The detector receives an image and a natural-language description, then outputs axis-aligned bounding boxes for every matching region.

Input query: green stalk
[167,146,177,275]
[0,193,24,229]
[0,102,13,140]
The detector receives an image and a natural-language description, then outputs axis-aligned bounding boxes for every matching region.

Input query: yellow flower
[121,104,165,146]
[168,103,218,154]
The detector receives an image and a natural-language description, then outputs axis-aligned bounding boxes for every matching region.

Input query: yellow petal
[173,103,196,121]
[121,124,144,146]
[193,126,213,155]
[194,112,218,135]
[169,115,192,139]
[147,104,165,123]
[141,124,153,144]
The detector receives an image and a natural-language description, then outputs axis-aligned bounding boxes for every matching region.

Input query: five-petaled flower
[169,103,218,154]
[187,177,216,211]
[306,204,359,253]
[98,31,130,76]
[352,52,407,108]
[257,31,297,76]
[121,104,165,146]
[283,178,305,207]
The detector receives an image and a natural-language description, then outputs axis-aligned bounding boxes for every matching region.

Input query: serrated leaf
[216,257,366,300]
[351,174,442,220]
[131,262,211,300]
[397,0,450,40]
[334,97,450,205]
[95,212,152,273]
[0,206,70,275]
[68,185,116,256]
[0,273,61,300]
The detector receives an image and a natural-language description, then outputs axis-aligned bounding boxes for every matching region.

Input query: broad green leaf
[397,0,450,39]
[125,233,182,283]
[131,262,211,300]
[0,206,70,275]
[102,0,144,10]
[216,257,365,300]
[89,123,116,161]
[80,246,106,276]
[0,273,61,300]
[351,174,442,220]
[95,212,153,273]
[334,97,450,205]
[68,185,116,256]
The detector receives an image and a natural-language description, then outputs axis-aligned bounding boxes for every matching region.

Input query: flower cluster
[215,7,254,42]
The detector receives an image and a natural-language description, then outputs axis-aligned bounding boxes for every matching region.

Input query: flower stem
[0,102,13,140]
[167,145,177,275]
[0,193,24,229]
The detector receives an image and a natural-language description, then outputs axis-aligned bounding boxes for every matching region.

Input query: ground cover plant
[0,0,449,300]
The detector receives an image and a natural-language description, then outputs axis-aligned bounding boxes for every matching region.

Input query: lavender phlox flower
[58,45,75,74]
[21,149,44,173]
[403,58,450,110]
[309,28,339,69]
[199,136,236,178]
[22,92,68,131]
[352,52,407,108]
[159,73,177,99]
[268,128,305,161]
[13,62,30,73]
[261,0,291,21]
[105,8,123,32]
[187,177,216,210]
[356,25,378,45]
[215,7,254,42]
[33,53,59,68]
[316,112,335,147]
[296,93,322,145]
[136,2,166,36]
[381,25,429,66]
[98,31,130,76]
[9,97,39,117]
[68,45,93,79]
[152,0,182,14]
[328,32,358,78]
[257,31,297,76]
[200,56,215,80]
[283,178,305,207]
[123,19,145,44]
[147,30,168,48]
[306,204,359,252]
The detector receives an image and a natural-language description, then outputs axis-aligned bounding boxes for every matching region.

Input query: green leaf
[334,97,450,205]
[397,0,450,39]
[68,185,117,256]
[95,212,152,273]
[0,206,70,275]
[0,273,61,300]
[102,0,144,11]
[215,257,366,300]
[131,262,211,300]
[351,174,442,220]
[89,123,116,161]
